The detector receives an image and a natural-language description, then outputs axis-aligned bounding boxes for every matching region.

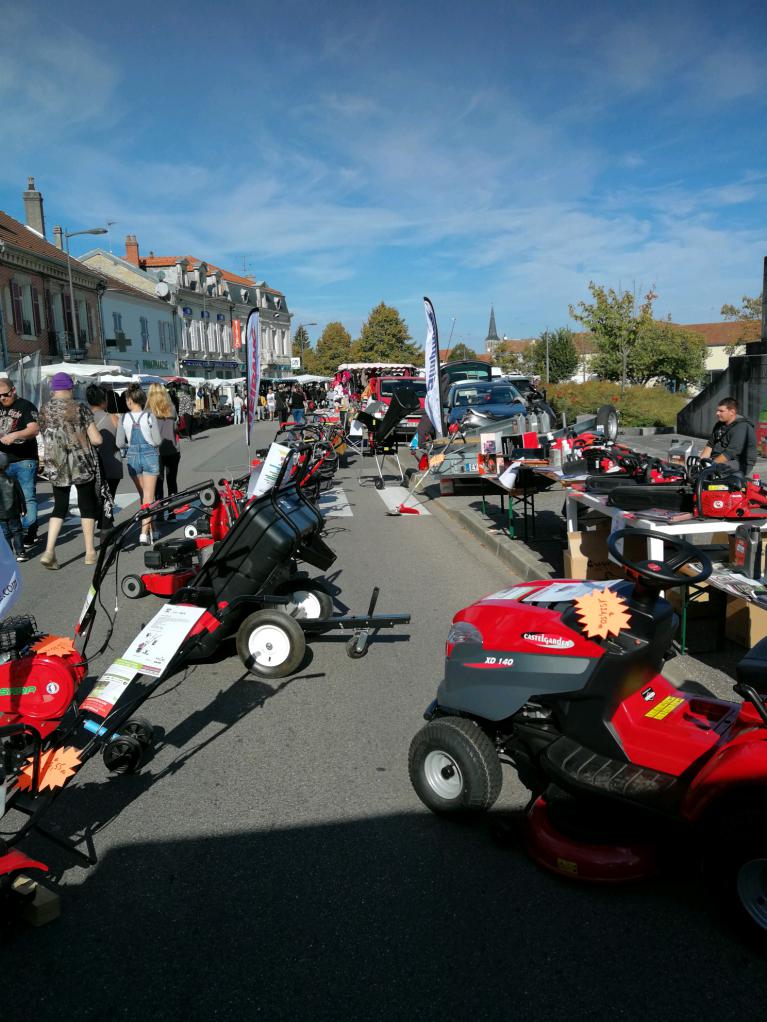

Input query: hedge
[546,381,689,428]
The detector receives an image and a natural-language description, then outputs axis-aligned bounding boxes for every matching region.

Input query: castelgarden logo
[0,685,36,696]
[522,633,574,650]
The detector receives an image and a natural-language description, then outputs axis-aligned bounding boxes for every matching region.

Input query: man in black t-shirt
[0,381,40,549]
[700,396,757,476]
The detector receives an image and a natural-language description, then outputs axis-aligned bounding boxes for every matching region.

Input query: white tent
[41,363,129,379]
[295,373,331,384]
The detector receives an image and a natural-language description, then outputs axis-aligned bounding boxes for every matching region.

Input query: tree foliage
[351,303,421,364]
[569,282,656,388]
[312,321,352,375]
[721,292,763,354]
[628,320,707,388]
[494,341,536,376]
[446,342,477,362]
[292,324,310,361]
[529,328,578,384]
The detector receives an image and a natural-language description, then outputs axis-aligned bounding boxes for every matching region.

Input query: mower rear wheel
[237,610,306,679]
[276,580,333,621]
[184,524,198,539]
[706,806,767,937]
[409,717,502,816]
[103,733,144,774]
[123,716,154,749]
[121,574,147,599]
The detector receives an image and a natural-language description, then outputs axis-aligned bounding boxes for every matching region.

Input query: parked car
[366,376,427,438]
[446,381,527,426]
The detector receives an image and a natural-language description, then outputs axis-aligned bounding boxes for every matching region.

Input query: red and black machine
[1,449,410,900]
[409,529,767,937]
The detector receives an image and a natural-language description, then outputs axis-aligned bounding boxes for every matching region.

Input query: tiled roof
[141,254,270,291]
[0,210,103,281]
[675,321,761,346]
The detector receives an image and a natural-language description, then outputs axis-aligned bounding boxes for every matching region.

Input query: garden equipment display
[1,452,410,896]
[355,389,422,489]
[409,527,767,936]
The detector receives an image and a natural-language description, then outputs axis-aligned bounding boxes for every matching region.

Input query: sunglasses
[0,391,14,398]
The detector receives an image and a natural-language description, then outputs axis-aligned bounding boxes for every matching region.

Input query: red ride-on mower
[409,528,767,937]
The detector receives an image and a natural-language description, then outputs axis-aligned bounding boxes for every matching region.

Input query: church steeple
[485,305,499,352]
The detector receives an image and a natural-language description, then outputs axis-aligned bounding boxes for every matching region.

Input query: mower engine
[144,538,200,572]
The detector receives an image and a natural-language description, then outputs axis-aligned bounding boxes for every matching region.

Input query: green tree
[529,328,578,384]
[351,302,421,364]
[447,342,477,361]
[292,324,311,363]
[494,341,536,376]
[570,282,657,391]
[312,321,352,375]
[721,292,763,355]
[628,320,707,389]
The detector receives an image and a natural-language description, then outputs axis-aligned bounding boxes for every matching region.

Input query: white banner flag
[0,531,21,619]
[245,308,261,446]
[423,296,443,438]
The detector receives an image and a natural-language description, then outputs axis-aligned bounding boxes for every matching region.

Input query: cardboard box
[565,527,648,582]
[725,596,767,647]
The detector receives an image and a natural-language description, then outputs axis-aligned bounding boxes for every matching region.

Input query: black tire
[236,609,306,679]
[103,733,144,774]
[275,580,334,621]
[346,635,368,659]
[121,574,147,599]
[704,805,767,938]
[374,478,384,490]
[596,404,619,442]
[123,716,153,749]
[408,717,503,816]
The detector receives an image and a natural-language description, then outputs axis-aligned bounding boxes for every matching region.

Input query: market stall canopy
[163,376,188,385]
[295,374,331,383]
[41,363,130,379]
[336,363,417,372]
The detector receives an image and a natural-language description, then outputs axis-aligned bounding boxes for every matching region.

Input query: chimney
[23,176,46,238]
[125,234,140,266]
[53,225,63,250]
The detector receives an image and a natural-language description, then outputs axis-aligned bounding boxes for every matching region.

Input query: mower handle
[607,528,712,589]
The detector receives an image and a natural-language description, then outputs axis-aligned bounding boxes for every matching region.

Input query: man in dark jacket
[700,396,757,475]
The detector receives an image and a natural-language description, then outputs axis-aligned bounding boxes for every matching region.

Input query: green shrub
[546,382,688,428]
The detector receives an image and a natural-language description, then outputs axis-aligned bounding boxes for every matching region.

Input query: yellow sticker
[556,857,579,875]
[645,695,684,720]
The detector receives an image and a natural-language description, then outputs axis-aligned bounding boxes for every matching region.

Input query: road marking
[318,486,353,517]
[374,486,431,516]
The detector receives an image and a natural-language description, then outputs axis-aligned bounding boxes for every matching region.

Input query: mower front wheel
[706,806,767,938]
[237,610,306,679]
[121,574,147,599]
[409,717,502,816]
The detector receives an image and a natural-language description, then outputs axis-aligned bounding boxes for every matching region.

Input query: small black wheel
[275,580,334,621]
[121,574,147,599]
[122,716,153,749]
[705,805,767,938]
[374,478,384,490]
[409,717,503,816]
[346,635,368,659]
[236,609,306,679]
[103,733,144,774]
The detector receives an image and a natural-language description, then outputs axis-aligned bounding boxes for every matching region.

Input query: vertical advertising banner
[232,319,242,351]
[423,296,443,437]
[245,308,261,445]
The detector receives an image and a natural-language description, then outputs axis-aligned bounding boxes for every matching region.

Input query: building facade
[0,179,105,368]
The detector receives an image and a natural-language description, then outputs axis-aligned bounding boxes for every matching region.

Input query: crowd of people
[0,373,361,572]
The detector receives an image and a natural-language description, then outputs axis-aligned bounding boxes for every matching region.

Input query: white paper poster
[250,441,290,498]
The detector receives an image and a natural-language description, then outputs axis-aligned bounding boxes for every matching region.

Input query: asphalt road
[3,420,767,1020]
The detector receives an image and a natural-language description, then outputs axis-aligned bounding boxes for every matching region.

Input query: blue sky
[1,0,765,351]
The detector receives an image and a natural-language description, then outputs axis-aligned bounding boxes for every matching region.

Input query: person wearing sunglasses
[0,380,40,552]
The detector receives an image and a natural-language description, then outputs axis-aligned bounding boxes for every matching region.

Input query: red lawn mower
[409,528,767,937]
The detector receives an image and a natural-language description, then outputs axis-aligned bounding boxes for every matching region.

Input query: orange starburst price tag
[574,588,631,640]
[17,747,81,792]
[32,635,77,658]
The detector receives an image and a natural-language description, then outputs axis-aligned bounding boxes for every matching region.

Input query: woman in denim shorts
[116,384,161,544]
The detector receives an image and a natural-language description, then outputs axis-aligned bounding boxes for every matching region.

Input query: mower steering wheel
[607,528,712,589]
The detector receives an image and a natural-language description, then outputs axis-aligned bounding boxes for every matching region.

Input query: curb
[433,499,555,582]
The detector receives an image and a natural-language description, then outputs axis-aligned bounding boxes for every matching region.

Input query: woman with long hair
[37,372,103,569]
[116,383,161,544]
[87,383,122,534]
[146,383,181,514]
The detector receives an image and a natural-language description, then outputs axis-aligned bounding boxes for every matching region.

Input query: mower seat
[736,636,767,693]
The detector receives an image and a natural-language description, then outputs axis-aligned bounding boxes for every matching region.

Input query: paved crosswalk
[318,483,430,518]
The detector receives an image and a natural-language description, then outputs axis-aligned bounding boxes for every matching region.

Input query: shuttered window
[10,281,23,334]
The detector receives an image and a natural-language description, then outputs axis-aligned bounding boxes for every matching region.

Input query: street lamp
[296,321,317,370]
[65,226,108,359]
